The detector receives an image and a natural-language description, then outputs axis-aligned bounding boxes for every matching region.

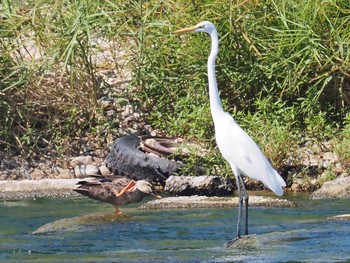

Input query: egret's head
[173,21,215,35]
[135,180,162,199]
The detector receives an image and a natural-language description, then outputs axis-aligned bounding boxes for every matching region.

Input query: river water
[0,193,349,262]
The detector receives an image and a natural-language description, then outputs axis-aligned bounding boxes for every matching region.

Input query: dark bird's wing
[73,176,134,205]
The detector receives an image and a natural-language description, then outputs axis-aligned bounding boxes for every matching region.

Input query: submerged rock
[310,176,350,199]
[33,213,130,234]
[139,195,297,209]
[327,214,350,221]
[226,228,336,249]
[165,175,234,196]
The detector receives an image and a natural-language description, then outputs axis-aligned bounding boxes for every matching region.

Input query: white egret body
[174,21,286,246]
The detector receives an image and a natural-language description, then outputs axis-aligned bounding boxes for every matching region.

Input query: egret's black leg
[239,176,249,235]
[236,175,243,239]
[225,175,243,248]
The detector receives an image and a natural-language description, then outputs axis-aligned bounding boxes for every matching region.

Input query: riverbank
[1,174,350,201]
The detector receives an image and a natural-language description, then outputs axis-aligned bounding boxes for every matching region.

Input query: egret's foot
[225,237,240,248]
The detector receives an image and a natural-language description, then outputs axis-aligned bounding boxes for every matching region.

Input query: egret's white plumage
[174,21,286,244]
[215,112,285,196]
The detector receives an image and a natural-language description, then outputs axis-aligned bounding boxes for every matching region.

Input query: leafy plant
[334,113,350,168]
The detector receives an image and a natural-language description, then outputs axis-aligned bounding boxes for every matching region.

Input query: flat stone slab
[139,195,297,209]
[0,179,80,199]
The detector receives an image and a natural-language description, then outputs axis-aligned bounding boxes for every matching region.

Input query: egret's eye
[198,25,205,29]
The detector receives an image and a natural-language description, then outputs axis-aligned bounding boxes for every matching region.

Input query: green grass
[1,0,350,179]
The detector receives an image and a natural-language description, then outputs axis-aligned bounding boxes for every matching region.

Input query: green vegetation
[1,0,350,179]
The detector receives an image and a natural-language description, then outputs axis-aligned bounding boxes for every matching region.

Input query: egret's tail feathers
[270,170,286,196]
[272,186,284,196]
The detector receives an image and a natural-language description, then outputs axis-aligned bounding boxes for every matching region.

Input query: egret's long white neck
[207,29,224,123]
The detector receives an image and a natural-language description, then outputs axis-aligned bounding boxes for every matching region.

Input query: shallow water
[0,193,349,262]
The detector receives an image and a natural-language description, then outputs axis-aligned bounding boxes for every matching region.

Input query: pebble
[291,183,301,192]
[98,96,114,110]
[70,156,94,167]
[99,165,111,176]
[122,105,133,118]
[51,166,72,178]
[58,169,72,179]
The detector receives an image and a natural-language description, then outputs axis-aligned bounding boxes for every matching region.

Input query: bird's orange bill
[151,193,162,199]
[173,25,199,34]
[115,180,136,197]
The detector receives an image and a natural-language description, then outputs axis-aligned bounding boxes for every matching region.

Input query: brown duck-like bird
[74,175,161,214]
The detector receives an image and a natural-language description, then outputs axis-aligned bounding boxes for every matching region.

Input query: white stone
[122,105,133,118]
[74,165,99,178]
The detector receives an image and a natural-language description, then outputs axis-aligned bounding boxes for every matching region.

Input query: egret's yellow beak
[173,25,199,34]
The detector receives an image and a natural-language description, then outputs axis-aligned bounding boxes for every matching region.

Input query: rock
[106,110,116,116]
[52,166,72,179]
[322,152,339,168]
[0,160,20,170]
[74,165,99,178]
[121,104,133,118]
[99,165,111,176]
[327,214,350,221]
[0,179,80,199]
[310,176,350,199]
[70,156,94,167]
[58,169,73,179]
[323,152,338,161]
[33,212,129,235]
[165,175,234,196]
[140,195,297,209]
[51,165,61,175]
[225,234,259,248]
[291,183,302,192]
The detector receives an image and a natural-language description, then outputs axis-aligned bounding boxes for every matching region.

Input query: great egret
[74,175,162,214]
[174,21,286,246]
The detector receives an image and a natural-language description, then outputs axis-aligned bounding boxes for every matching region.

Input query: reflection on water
[0,194,349,262]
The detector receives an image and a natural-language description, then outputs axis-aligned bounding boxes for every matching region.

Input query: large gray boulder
[310,176,350,199]
[165,175,234,196]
